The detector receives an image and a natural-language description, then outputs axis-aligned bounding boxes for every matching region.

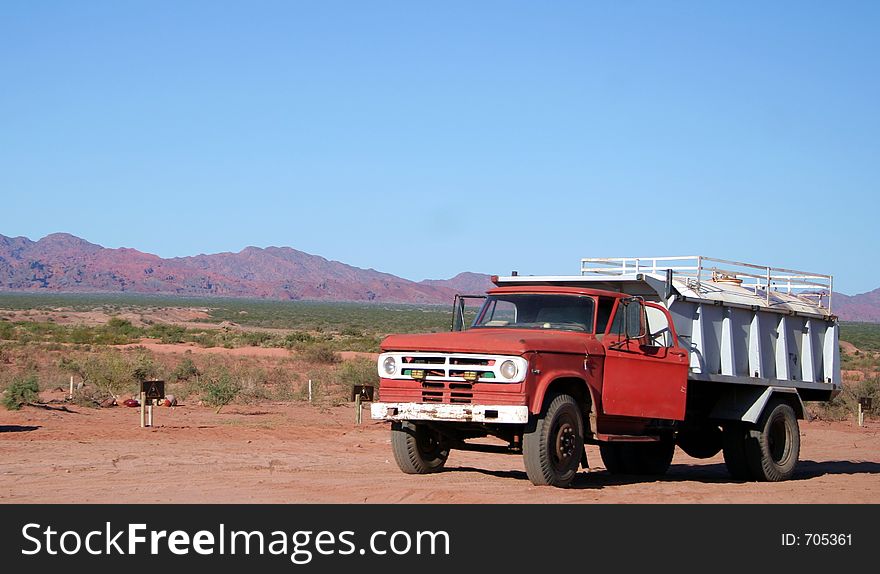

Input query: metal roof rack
[580,256,833,313]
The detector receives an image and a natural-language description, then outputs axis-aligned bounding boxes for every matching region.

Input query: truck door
[601,299,689,421]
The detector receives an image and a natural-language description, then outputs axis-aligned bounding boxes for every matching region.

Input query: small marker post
[351,385,373,425]
[140,380,165,428]
[858,397,873,427]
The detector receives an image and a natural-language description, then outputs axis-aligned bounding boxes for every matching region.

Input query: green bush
[337,358,378,396]
[299,344,341,364]
[2,374,40,410]
[810,378,880,421]
[0,321,14,341]
[172,357,201,382]
[203,369,241,413]
[147,323,187,344]
[59,351,151,400]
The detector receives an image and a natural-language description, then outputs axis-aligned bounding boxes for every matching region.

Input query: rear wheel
[390,421,450,474]
[523,393,584,487]
[745,400,800,482]
[600,435,675,475]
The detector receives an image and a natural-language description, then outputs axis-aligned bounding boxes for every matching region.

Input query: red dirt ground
[1,400,878,504]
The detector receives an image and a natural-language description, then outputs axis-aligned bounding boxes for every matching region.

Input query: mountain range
[0,233,494,304]
[0,233,878,322]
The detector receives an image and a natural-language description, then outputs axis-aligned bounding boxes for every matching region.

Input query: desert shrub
[147,323,187,344]
[337,358,378,396]
[2,374,40,410]
[203,368,241,413]
[299,344,340,364]
[810,378,880,421]
[94,317,142,345]
[71,386,107,408]
[340,326,363,337]
[172,357,201,382]
[0,321,14,341]
[191,332,219,348]
[234,364,271,403]
[106,317,139,336]
[59,351,152,400]
[238,331,274,347]
[284,331,315,347]
[130,352,158,383]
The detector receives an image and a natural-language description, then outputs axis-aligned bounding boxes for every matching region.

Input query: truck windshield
[472,294,595,333]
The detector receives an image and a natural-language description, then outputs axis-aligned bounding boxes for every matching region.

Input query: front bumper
[371,402,529,424]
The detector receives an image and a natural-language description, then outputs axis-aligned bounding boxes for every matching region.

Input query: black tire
[744,400,800,482]
[600,435,675,475]
[390,421,450,474]
[676,426,723,459]
[523,393,584,487]
[722,422,753,480]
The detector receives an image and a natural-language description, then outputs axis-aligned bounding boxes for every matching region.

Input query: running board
[592,433,661,443]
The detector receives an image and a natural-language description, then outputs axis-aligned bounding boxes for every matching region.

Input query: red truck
[371,257,840,487]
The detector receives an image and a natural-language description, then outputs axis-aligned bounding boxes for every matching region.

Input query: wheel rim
[552,418,577,472]
[417,429,442,457]
[767,414,791,465]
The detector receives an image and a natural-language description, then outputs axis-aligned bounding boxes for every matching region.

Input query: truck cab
[373,256,839,487]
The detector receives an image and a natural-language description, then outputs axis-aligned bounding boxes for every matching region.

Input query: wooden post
[68,375,74,400]
[140,391,146,428]
[148,401,153,427]
[858,403,864,427]
[355,393,362,425]
[308,379,313,403]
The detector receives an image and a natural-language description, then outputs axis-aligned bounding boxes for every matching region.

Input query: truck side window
[645,305,673,347]
[596,297,614,334]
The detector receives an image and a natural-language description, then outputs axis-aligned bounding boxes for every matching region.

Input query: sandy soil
[1,400,878,504]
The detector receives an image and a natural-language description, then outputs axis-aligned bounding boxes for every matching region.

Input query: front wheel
[390,421,450,474]
[523,393,584,487]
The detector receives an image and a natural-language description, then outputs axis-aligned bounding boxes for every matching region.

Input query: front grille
[421,380,473,404]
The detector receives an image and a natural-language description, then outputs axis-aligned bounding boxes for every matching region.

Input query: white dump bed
[494,256,841,394]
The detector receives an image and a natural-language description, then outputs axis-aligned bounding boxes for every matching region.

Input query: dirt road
[1,402,878,503]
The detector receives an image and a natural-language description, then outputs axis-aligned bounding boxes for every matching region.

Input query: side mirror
[453,295,466,331]
[623,298,646,339]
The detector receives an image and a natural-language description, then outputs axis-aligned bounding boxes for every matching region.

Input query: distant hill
[0,232,491,304]
[0,232,877,321]
[833,288,880,323]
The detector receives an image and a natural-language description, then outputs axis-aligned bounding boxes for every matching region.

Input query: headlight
[382,356,397,376]
[500,360,518,380]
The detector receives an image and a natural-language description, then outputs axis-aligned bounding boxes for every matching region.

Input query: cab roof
[487,285,626,299]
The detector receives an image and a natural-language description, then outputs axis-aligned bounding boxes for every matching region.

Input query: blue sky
[1,1,878,294]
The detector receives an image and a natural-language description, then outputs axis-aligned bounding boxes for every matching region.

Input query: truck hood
[381,329,598,355]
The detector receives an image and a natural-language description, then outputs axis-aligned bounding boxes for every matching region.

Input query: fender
[709,386,806,423]
[528,352,601,436]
